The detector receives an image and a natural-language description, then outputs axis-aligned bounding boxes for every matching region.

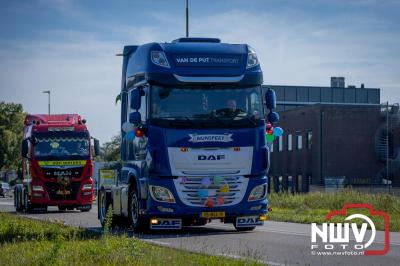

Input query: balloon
[122,122,134,133]
[201,177,211,187]
[198,189,208,198]
[266,134,275,143]
[217,195,225,205]
[205,197,214,208]
[220,184,230,193]
[125,131,135,141]
[179,176,188,184]
[273,127,283,137]
[213,176,223,186]
[208,189,217,197]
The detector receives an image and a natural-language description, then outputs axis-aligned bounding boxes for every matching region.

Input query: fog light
[259,214,268,221]
[151,218,159,224]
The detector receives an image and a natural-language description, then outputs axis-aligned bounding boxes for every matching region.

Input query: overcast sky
[1,0,399,143]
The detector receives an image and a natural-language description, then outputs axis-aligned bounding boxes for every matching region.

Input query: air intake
[172,37,221,43]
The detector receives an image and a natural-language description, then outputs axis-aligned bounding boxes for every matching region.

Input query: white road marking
[143,239,171,247]
[207,223,400,246]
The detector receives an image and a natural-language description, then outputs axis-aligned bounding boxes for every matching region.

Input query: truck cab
[98,37,278,231]
[15,114,99,212]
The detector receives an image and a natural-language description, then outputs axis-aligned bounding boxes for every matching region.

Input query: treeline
[0,102,26,171]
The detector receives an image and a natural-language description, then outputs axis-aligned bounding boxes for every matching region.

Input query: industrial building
[263,77,400,192]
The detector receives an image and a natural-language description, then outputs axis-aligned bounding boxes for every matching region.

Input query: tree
[99,134,121,162]
[0,102,26,171]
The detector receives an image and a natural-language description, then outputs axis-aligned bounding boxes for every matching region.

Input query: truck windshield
[150,85,264,128]
[33,137,90,160]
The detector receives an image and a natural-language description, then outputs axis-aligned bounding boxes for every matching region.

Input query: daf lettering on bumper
[236,216,264,227]
[198,155,225,160]
[150,219,182,230]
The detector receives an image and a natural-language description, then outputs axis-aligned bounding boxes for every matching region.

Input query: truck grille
[42,166,84,179]
[45,182,81,201]
[173,176,248,207]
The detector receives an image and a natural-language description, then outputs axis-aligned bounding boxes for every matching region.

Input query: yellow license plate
[201,212,225,218]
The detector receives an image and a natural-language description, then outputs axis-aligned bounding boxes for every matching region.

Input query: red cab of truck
[15,114,99,212]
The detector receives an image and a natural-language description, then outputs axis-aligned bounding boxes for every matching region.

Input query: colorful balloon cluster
[179,176,229,208]
[122,122,144,141]
[265,122,283,143]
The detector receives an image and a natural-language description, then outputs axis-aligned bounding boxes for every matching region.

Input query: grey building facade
[263,77,380,112]
[263,78,400,192]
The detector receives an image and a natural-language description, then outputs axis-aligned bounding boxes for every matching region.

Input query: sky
[0,0,399,143]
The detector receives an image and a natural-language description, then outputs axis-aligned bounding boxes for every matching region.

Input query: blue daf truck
[98,37,278,231]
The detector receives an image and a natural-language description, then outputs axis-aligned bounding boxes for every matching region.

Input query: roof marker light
[151,51,170,68]
[246,46,259,69]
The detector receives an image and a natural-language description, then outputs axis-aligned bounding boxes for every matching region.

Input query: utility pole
[186,0,189,37]
[42,90,51,115]
[386,101,389,192]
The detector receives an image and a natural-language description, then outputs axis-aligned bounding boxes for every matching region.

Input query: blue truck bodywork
[99,37,277,231]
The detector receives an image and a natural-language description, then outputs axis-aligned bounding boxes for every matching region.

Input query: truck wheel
[58,206,67,211]
[98,189,125,228]
[24,191,35,213]
[128,188,146,232]
[98,189,109,226]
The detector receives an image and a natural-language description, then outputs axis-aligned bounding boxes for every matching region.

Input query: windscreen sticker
[38,160,87,166]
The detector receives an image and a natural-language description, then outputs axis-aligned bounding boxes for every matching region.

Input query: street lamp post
[42,90,50,115]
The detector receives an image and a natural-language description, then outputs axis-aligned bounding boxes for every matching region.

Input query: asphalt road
[1,197,399,266]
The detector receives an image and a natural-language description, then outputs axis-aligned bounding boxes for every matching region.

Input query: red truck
[15,114,99,213]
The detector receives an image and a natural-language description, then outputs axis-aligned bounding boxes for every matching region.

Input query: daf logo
[157,220,180,226]
[198,155,225,161]
[238,217,259,224]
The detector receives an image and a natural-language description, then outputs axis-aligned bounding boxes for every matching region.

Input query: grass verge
[0,213,261,266]
[268,189,400,231]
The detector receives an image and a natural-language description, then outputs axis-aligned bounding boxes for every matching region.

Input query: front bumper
[144,175,269,221]
[29,179,94,206]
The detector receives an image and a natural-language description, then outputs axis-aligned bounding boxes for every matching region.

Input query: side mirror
[129,112,141,125]
[265,88,277,110]
[21,139,29,158]
[267,111,279,123]
[130,88,141,110]
[93,138,100,156]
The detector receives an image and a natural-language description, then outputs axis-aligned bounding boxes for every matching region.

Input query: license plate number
[201,212,225,218]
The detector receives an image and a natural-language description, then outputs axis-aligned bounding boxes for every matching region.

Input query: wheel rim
[99,191,106,223]
[130,193,138,226]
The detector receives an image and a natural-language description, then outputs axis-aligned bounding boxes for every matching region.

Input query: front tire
[98,189,108,226]
[98,189,125,228]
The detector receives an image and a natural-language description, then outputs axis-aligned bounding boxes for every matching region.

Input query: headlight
[32,185,44,192]
[82,184,93,191]
[149,185,175,203]
[246,46,259,69]
[248,184,267,201]
[151,51,170,68]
